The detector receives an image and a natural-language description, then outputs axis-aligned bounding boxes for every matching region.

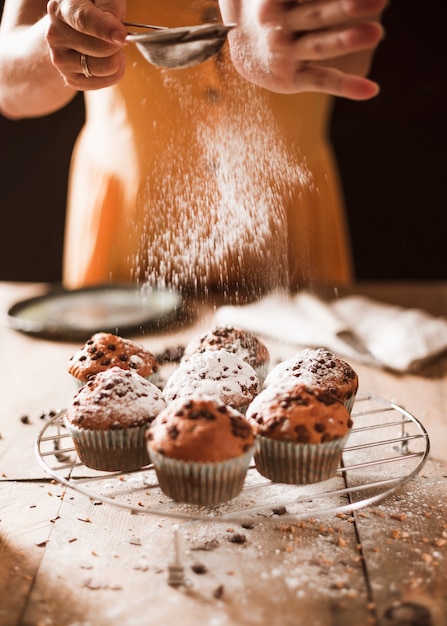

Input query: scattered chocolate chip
[191,563,207,574]
[272,506,288,516]
[20,415,30,424]
[227,533,246,544]
[213,585,224,599]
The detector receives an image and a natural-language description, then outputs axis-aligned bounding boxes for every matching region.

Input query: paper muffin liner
[149,446,255,505]
[64,419,151,472]
[343,393,357,414]
[253,433,351,485]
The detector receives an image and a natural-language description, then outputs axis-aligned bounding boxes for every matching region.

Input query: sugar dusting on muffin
[265,348,358,405]
[66,366,166,430]
[163,349,259,408]
[246,383,353,444]
[183,325,270,374]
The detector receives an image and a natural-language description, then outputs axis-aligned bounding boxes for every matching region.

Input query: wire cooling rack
[35,393,430,524]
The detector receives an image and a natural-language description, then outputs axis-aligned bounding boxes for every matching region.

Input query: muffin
[64,366,167,472]
[68,332,159,386]
[147,395,255,505]
[183,325,270,382]
[265,348,358,412]
[245,383,353,485]
[162,349,260,412]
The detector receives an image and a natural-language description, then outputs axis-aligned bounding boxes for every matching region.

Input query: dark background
[330,0,446,280]
[1,0,445,283]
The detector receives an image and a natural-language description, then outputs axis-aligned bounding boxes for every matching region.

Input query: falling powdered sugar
[132,66,315,295]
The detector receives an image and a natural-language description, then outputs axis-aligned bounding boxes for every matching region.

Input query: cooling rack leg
[395,415,410,455]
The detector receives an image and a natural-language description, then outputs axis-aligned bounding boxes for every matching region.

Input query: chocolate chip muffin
[68,332,159,386]
[183,325,270,382]
[147,395,255,504]
[246,383,353,485]
[264,348,358,412]
[64,366,167,472]
[163,349,259,412]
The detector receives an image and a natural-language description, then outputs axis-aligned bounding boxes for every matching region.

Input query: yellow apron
[63,0,352,293]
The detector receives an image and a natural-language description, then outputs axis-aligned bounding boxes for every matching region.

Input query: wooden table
[1,281,446,626]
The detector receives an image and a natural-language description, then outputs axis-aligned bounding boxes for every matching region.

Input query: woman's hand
[45,0,129,90]
[219,0,387,99]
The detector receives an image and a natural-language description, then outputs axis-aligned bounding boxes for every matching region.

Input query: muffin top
[68,332,159,382]
[65,366,167,430]
[183,325,270,372]
[163,349,259,408]
[246,383,353,444]
[147,395,255,463]
[265,348,358,403]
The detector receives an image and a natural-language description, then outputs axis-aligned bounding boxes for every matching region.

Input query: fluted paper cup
[150,446,255,505]
[253,433,350,485]
[64,419,151,472]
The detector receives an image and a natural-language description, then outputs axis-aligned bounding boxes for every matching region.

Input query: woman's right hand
[45,0,129,90]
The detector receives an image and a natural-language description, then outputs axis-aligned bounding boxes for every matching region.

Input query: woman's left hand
[219,0,387,100]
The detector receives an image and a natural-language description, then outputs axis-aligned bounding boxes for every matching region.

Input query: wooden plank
[0,480,65,626]
[20,487,374,626]
[353,458,447,626]
[2,281,447,625]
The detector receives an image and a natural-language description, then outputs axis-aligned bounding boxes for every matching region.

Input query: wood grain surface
[1,282,446,626]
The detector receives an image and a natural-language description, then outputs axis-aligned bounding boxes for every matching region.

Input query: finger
[74,50,124,79]
[47,0,127,46]
[285,0,387,32]
[71,52,126,90]
[290,21,383,62]
[294,64,380,99]
[47,22,119,69]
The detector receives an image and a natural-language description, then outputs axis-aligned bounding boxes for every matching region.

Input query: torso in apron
[63,0,352,293]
